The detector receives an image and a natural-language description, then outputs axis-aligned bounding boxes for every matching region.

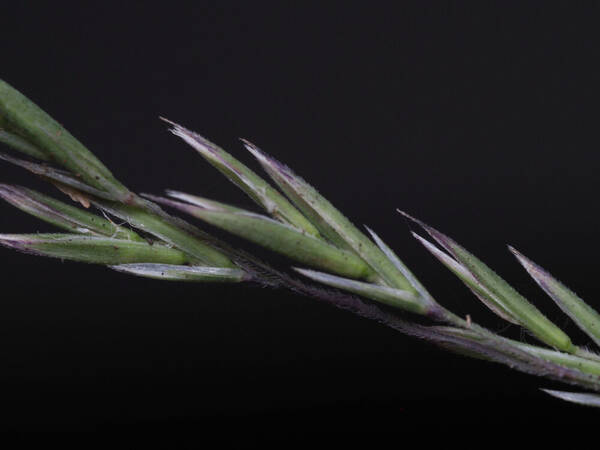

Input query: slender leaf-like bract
[510,246,600,348]
[91,199,236,268]
[541,389,600,407]
[163,119,319,236]
[166,190,246,213]
[111,263,248,282]
[400,210,576,353]
[244,141,414,291]
[0,129,49,161]
[0,184,142,241]
[0,151,120,201]
[295,268,430,315]
[242,139,351,250]
[365,226,433,300]
[412,232,519,324]
[0,234,188,265]
[145,194,375,280]
[0,80,132,200]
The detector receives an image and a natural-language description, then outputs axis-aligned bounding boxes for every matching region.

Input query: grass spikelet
[510,246,600,348]
[399,210,576,353]
[162,119,319,236]
[145,193,376,280]
[412,231,519,324]
[91,199,236,268]
[0,184,142,241]
[244,142,415,292]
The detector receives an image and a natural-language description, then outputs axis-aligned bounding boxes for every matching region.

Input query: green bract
[0,184,142,241]
[0,80,132,201]
[0,129,49,161]
[145,193,375,280]
[295,268,428,314]
[0,234,188,265]
[111,264,247,282]
[510,247,600,348]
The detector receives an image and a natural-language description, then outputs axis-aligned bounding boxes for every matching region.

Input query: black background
[1,1,600,435]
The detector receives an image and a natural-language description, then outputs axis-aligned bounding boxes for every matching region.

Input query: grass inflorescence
[2,79,600,407]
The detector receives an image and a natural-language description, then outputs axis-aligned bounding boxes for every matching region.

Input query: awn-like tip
[140,192,198,211]
[159,116,177,126]
[396,208,418,222]
[242,139,293,179]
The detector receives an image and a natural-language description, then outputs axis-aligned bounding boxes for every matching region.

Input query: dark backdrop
[1,2,599,434]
